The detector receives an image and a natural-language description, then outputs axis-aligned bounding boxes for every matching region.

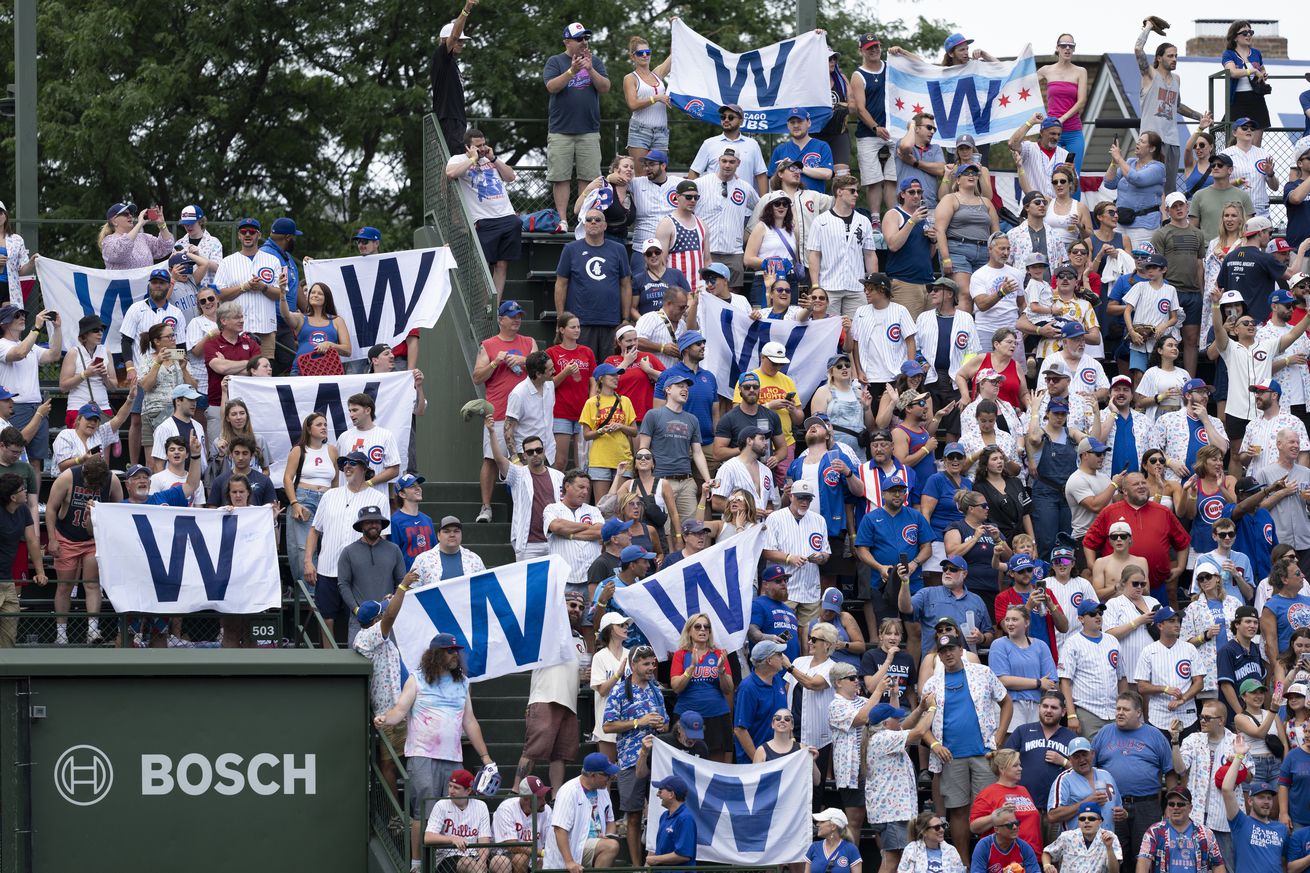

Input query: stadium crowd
[3,7,1310,873]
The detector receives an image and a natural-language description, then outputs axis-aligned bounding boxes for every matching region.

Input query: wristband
[632,719,638,731]
[398,584,409,592]
[930,741,943,751]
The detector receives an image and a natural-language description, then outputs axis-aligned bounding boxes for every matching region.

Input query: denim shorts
[1177,290,1203,327]
[1130,348,1150,371]
[553,417,582,435]
[626,119,670,151]
[946,238,990,273]
[587,466,615,481]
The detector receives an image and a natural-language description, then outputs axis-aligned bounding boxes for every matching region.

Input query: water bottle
[962,611,976,641]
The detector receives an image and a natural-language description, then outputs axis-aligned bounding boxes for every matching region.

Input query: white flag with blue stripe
[887,45,1043,147]
[390,556,576,683]
[668,20,831,134]
[36,256,169,360]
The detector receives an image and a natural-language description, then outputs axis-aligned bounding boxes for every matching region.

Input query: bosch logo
[1264,523,1275,544]
[257,267,276,284]
[367,446,385,464]
[1176,660,1192,680]
[54,745,114,807]
[1108,650,1120,669]
[809,533,825,551]
[666,190,680,208]
[822,466,842,487]
[685,99,706,118]
[1157,299,1171,315]
[1254,350,1269,362]
[802,152,822,167]
[954,331,970,349]
[887,324,903,343]
[1201,497,1224,522]
[1080,369,1097,385]
[1288,602,1310,629]
[902,526,918,546]
[730,188,746,205]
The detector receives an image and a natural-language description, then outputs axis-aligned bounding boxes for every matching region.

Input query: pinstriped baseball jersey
[213,250,283,333]
[1057,631,1123,720]
[806,209,877,292]
[764,507,830,603]
[1133,638,1201,729]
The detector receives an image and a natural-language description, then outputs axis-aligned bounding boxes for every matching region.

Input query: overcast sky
[872,2,1304,61]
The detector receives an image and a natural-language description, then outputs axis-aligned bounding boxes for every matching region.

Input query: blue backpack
[521,209,561,233]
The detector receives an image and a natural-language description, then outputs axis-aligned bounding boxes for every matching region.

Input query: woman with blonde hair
[211,398,272,477]
[701,483,757,543]
[574,155,637,243]
[804,809,862,873]
[989,604,1057,731]
[969,747,1043,852]
[617,490,664,563]
[138,322,197,460]
[670,612,734,761]
[791,623,839,782]
[1045,164,1092,248]
[898,810,965,873]
[809,351,870,461]
[589,613,631,762]
[621,36,671,161]
[1180,444,1236,565]
[99,202,174,269]
[1201,202,1246,343]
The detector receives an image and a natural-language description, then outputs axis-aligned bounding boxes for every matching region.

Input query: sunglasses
[238,229,260,235]
[1199,714,1220,722]
[198,296,216,305]
[1109,533,1131,541]
[1146,457,1164,465]
[645,251,662,257]
[1101,208,1118,216]
[1236,319,1256,327]
[1166,801,1189,809]
[692,623,709,630]
[1237,29,1254,36]
[837,674,858,682]
[1130,580,1148,588]
[996,821,1019,830]
[1029,198,1048,206]
[921,125,937,132]
[973,502,990,510]
[522,447,545,456]
[1077,815,1100,823]
[635,453,653,460]
[1052,178,1069,185]
[773,201,791,208]
[681,194,700,201]
[775,287,792,295]
[911,399,928,407]
[1216,531,1236,539]
[633,49,652,56]
[773,714,793,722]
[926,822,946,831]
[1058,42,1076,49]
[583,216,605,223]
[1237,124,1255,131]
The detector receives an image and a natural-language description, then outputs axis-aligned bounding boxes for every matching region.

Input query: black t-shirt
[655,730,710,759]
[858,649,917,703]
[715,405,785,447]
[1216,244,1284,324]
[0,503,33,573]
[430,43,467,149]
[209,468,277,507]
[587,551,622,589]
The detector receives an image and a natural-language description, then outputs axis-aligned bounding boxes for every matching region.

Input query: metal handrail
[290,578,337,649]
[417,788,547,872]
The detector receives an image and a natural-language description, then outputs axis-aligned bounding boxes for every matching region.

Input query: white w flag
[228,370,416,481]
[668,20,831,134]
[91,504,280,614]
[646,741,811,864]
[887,45,1043,147]
[698,291,843,404]
[36,256,168,357]
[611,525,764,660]
[303,247,455,362]
[390,557,575,683]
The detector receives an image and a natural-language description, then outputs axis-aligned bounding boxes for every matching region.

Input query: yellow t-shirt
[579,394,636,469]
[732,369,799,446]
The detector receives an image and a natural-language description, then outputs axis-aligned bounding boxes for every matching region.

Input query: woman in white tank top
[58,316,118,427]
[285,412,339,588]
[623,37,671,161]
[1043,165,1091,250]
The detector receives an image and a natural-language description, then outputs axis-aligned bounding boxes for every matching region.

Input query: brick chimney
[1186,19,1288,59]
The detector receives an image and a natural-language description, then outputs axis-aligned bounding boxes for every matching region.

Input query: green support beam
[14,0,39,253]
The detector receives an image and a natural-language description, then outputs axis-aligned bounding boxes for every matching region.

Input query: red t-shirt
[202,332,261,406]
[547,343,597,421]
[970,782,1043,853]
[481,335,534,418]
[391,328,420,358]
[1083,499,1191,590]
[604,353,665,422]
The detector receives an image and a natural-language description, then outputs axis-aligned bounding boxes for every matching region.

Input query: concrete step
[418,502,510,523]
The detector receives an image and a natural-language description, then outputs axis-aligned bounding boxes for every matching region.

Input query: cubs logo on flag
[684,99,707,117]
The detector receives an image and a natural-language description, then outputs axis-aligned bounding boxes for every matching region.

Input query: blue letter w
[133,514,238,602]
[416,562,548,677]
[672,758,779,852]
[647,547,744,635]
[339,252,435,348]
[706,42,794,108]
[927,77,1001,138]
[74,273,136,339]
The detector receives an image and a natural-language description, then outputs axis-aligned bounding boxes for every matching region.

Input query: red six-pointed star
[1019,87,1032,100]
[911,103,924,114]
[998,94,1011,108]
[894,97,905,110]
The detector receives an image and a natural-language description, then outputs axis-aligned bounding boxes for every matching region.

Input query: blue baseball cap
[1271,288,1296,306]
[1249,780,1278,796]
[677,331,706,353]
[582,751,619,776]
[0,386,14,400]
[395,473,426,491]
[105,202,134,222]
[149,268,170,282]
[1068,737,1094,755]
[1040,116,1063,131]
[170,384,202,400]
[271,217,303,236]
[654,775,690,799]
[1077,599,1106,616]
[429,632,464,650]
[900,360,926,377]
[1250,380,1283,397]
[76,403,103,420]
[167,252,194,273]
[1078,436,1108,454]
[1047,397,1069,414]
[620,544,656,564]
[943,442,966,458]
[1232,116,1256,129]
[498,300,524,317]
[562,21,592,40]
[353,226,382,242]
[786,107,810,121]
[701,262,731,282]
[178,204,204,225]
[943,33,973,53]
[664,373,693,387]
[761,564,791,583]
[356,600,384,626]
[942,555,968,572]
[1061,320,1087,339]
[1077,801,1103,818]
[868,702,908,725]
[1007,554,1036,573]
[677,710,705,739]
[1152,606,1179,625]
[952,163,981,177]
[737,371,761,386]
[593,362,620,379]
[237,217,261,231]
[897,177,924,192]
[1183,378,1213,394]
[601,517,634,542]
[643,149,669,164]
[822,587,844,610]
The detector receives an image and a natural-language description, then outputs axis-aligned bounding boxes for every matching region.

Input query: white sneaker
[55,630,68,646]
[476,504,493,523]
[87,628,102,644]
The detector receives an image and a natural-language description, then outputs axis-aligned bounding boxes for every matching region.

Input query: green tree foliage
[0,0,949,261]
